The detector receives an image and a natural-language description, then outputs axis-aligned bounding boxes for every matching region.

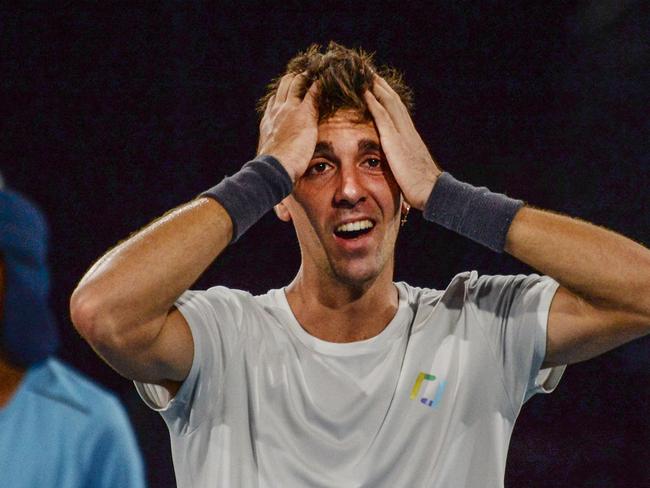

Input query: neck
[285,264,399,343]
[0,356,26,408]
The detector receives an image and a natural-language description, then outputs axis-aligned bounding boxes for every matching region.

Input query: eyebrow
[358,139,382,154]
[313,141,335,158]
[311,139,382,160]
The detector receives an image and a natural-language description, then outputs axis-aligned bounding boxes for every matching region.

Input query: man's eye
[366,158,383,169]
[309,162,329,174]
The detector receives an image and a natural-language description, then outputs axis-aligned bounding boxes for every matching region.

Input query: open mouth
[333,219,375,240]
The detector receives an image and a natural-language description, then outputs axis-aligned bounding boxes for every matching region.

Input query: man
[71,43,650,487]
[0,177,146,487]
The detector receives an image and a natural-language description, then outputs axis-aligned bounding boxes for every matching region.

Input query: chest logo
[410,372,447,409]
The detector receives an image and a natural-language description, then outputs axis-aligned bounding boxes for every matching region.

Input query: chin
[329,259,384,288]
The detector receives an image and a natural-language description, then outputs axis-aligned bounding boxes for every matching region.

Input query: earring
[400,205,410,227]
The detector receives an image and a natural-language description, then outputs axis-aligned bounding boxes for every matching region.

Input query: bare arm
[365,74,650,367]
[505,207,650,367]
[71,73,318,391]
[70,198,232,387]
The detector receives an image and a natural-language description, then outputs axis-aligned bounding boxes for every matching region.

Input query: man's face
[278,109,403,287]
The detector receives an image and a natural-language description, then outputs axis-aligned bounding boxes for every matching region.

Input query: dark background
[2,1,648,486]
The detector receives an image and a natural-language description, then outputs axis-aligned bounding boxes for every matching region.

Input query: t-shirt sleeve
[134,286,247,435]
[465,273,566,409]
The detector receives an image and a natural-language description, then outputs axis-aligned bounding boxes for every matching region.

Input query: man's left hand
[364,75,441,210]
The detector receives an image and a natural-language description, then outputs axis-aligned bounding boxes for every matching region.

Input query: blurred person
[72,43,650,487]
[0,175,146,487]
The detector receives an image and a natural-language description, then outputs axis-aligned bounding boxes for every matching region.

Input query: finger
[364,91,403,175]
[373,74,411,116]
[371,79,393,107]
[301,80,319,104]
[374,74,408,114]
[275,73,296,104]
[287,72,309,103]
[368,84,405,133]
[364,90,396,132]
[371,76,413,133]
[374,74,397,96]
[301,80,320,117]
[258,95,275,132]
[261,94,275,119]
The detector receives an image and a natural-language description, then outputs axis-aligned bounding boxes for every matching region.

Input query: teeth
[336,220,374,233]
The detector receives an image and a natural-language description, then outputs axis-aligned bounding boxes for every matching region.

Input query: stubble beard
[324,239,395,292]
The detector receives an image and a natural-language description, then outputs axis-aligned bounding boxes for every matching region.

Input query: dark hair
[257,42,413,122]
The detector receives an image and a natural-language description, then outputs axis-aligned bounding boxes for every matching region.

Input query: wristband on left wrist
[200,155,293,242]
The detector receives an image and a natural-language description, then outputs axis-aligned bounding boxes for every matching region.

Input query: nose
[333,165,366,208]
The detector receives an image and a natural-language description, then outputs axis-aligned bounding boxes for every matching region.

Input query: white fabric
[135,271,564,487]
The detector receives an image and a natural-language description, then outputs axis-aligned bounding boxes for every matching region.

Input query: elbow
[643,283,650,324]
[70,286,121,350]
[642,301,650,337]
[631,283,650,329]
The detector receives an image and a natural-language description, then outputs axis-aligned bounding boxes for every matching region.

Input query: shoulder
[398,271,480,307]
[440,271,553,297]
[180,285,284,317]
[176,286,288,343]
[179,285,255,309]
[463,272,557,308]
[400,272,556,314]
[178,286,267,315]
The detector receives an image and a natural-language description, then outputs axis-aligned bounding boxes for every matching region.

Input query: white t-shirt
[135,271,565,487]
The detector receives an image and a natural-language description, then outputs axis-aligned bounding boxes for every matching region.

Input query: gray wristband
[423,172,524,253]
[201,155,293,242]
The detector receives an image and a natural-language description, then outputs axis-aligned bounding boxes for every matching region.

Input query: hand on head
[364,74,442,211]
[255,65,441,211]
[257,72,320,183]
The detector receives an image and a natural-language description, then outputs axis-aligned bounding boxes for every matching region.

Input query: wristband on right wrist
[200,155,293,242]
[422,172,524,253]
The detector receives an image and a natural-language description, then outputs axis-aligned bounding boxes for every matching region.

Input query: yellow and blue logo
[410,372,447,409]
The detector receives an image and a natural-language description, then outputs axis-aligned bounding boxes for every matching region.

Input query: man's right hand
[257,73,319,183]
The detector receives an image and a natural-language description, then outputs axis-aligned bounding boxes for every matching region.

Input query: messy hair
[257,41,414,122]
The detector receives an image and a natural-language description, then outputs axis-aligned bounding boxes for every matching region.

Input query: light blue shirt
[0,358,146,488]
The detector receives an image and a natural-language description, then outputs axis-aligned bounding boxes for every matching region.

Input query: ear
[274,199,292,222]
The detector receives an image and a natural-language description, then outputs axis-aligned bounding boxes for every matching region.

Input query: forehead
[317,110,379,148]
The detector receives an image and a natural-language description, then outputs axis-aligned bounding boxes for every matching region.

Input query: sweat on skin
[70,60,650,487]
